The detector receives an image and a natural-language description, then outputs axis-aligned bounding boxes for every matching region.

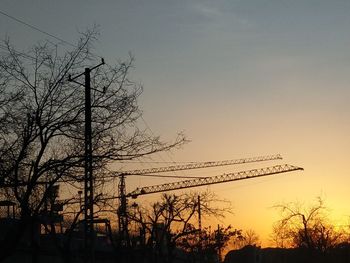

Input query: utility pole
[216,224,222,262]
[198,195,202,232]
[198,195,203,263]
[68,58,105,263]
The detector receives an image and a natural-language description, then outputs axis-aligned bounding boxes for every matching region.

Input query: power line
[0,43,38,61]
[140,116,185,173]
[0,9,103,61]
[0,9,76,48]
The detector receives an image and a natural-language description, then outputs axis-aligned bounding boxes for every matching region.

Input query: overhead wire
[0,43,37,61]
[116,114,194,192]
[140,116,189,178]
[0,9,76,48]
[0,8,103,61]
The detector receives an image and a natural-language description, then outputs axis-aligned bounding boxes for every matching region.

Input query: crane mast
[118,174,128,246]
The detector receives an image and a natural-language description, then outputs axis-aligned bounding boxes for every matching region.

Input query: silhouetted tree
[128,191,232,263]
[231,229,260,249]
[272,197,343,253]
[178,225,242,263]
[0,28,186,262]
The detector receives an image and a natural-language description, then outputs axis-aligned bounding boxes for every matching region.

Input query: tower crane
[123,163,302,251]
[113,154,282,177]
[56,154,302,248]
[127,164,302,198]
[113,154,299,244]
[115,154,282,205]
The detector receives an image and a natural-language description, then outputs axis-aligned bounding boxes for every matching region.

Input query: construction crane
[116,163,302,246]
[115,154,282,204]
[127,164,302,198]
[116,154,281,238]
[56,154,302,248]
[112,154,282,177]
[111,154,300,245]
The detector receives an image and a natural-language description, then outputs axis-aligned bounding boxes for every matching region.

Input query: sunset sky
[2,0,350,246]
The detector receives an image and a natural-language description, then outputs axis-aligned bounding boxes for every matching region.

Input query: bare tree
[178,225,242,263]
[272,197,343,253]
[0,29,186,262]
[231,229,260,249]
[128,191,233,263]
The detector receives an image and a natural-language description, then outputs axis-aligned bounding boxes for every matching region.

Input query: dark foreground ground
[225,244,350,263]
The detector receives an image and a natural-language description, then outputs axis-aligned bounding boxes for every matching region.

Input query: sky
[1,0,350,246]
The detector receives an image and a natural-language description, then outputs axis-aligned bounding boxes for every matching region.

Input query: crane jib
[127,164,303,198]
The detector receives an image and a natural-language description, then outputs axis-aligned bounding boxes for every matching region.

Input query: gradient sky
[2,0,350,246]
